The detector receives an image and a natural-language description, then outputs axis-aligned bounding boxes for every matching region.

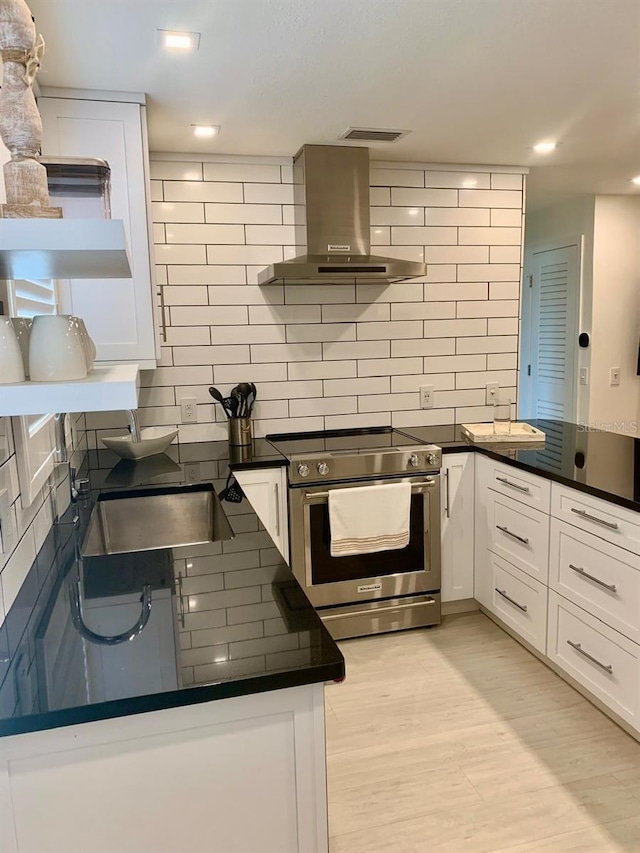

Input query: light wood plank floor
[325,612,640,853]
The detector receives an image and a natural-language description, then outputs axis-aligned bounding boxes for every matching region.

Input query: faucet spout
[54,413,67,463]
[126,409,142,442]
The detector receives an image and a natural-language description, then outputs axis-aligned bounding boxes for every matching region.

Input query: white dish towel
[328,482,412,557]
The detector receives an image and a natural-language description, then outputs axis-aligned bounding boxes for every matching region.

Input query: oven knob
[317,462,329,476]
[427,452,438,466]
[297,463,310,478]
[409,454,420,467]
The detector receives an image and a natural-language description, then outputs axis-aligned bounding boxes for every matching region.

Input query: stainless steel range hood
[258,145,427,285]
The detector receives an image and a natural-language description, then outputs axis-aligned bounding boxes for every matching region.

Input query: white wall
[86,155,526,446]
[589,195,640,432]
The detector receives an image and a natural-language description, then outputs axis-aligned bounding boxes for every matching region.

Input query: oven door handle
[303,478,438,502]
[321,596,438,621]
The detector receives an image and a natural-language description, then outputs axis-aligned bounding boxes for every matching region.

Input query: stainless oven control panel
[288,445,442,484]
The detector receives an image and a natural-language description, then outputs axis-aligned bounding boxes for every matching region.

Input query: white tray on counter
[461,422,546,443]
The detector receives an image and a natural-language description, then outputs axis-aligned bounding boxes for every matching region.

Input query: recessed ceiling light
[533,141,557,154]
[192,124,220,138]
[158,30,200,51]
[631,175,640,186]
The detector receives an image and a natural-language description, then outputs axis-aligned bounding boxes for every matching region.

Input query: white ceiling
[27,0,640,209]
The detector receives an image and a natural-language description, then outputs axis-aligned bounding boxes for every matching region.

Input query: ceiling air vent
[340,127,408,143]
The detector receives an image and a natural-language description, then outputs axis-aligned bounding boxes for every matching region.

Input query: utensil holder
[228,417,252,447]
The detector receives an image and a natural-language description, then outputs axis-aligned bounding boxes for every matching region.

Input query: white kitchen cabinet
[234,467,289,563]
[0,683,329,853]
[441,452,475,601]
[38,93,159,367]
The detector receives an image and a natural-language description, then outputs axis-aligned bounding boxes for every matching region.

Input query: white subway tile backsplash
[489,281,520,300]
[358,392,417,413]
[357,357,423,377]
[287,323,355,343]
[456,300,518,318]
[285,284,355,304]
[430,389,486,407]
[391,338,455,358]
[491,173,523,190]
[457,264,520,282]
[424,282,488,301]
[150,180,163,201]
[139,386,176,407]
[370,186,391,205]
[370,168,424,187]
[154,244,207,265]
[490,246,522,263]
[214,362,288,384]
[174,345,249,366]
[207,286,285,305]
[458,227,521,245]
[290,396,356,417]
[391,188,458,207]
[168,265,246,285]
[424,246,489,264]
[153,223,165,244]
[211,325,286,345]
[425,171,490,189]
[391,226,457,245]
[422,353,487,373]
[371,207,425,226]
[163,180,243,203]
[321,303,390,323]
[245,224,296,245]
[207,245,284,265]
[423,318,487,337]
[204,203,282,224]
[166,223,245,244]
[141,365,213,387]
[254,417,324,437]
[323,340,390,361]
[357,320,423,340]
[391,302,455,320]
[203,163,281,183]
[374,245,425,262]
[425,207,490,226]
[459,189,522,208]
[456,335,518,354]
[243,183,295,204]
[251,343,322,363]
[490,208,522,227]
[455,369,517,390]
[488,317,519,335]
[371,226,391,245]
[356,282,423,303]
[171,306,248,325]
[391,373,455,393]
[392,409,455,428]
[150,161,203,181]
[251,400,290,420]
[164,285,208,305]
[487,352,518,370]
[153,202,205,223]
[258,380,323,400]
[325,413,391,430]
[288,360,357,380]
[324,376,390,397]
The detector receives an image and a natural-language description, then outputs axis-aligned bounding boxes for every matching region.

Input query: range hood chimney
[257,145,427,285]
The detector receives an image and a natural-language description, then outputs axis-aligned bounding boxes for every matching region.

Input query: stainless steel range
[267,427,442,640]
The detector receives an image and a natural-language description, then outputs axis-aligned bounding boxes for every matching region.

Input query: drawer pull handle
[566,640,613,674]
[569,564,617,593]
[496,476,530,493]
[495,588,528,613]
[496,524,530,545]
[570,508,619,530]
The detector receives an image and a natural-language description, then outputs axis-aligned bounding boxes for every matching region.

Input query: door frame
[519,235,585,423]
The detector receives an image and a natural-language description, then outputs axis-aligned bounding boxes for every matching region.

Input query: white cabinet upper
[233,467,289,563]
[441,452,475,602]
[38,94,159,367]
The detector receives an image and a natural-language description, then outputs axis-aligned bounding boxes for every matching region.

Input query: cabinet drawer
[551,484,640,556]
[484,492,550,583]
[486,554,548,654]
[549,519,640,643]
[547,591,640,729]
[477,453,551,513]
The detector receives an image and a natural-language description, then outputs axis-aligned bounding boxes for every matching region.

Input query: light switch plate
[486,383,499,405]
[579,367,588,386]
[609,367,621,387]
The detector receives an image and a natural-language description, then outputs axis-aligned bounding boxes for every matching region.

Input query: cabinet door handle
[158,286,168,343]
[570,508,618,530]
[495,588,528,612]
[274,482,280,537]
[569,563,617,593]
[496,476,530,493]
[496,524,529,545]
[444,468,450,519]
[567,640,613,674]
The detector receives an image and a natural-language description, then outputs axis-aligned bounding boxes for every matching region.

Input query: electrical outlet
[420,385,434,409]
[609,367,621,387]
[180,397,198,423]
[184,463,200,483]
[486,383,500,405]
[579,367,589,386]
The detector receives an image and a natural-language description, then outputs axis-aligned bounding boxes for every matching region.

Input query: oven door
[289,475,441,608]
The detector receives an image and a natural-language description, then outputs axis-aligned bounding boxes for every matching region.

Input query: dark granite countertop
[0,441,343,738]
[399,420,640,513]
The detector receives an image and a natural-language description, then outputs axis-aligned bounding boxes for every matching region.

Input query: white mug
[70,316,96,372]
[29,315,88,382]
[9,317,32,379]
[0,318,26,384]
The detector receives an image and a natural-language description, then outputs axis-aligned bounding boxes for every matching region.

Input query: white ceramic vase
[0,318,26,384]
[29,315,88,382]
[70,316,96,371]
[10,317,32,378]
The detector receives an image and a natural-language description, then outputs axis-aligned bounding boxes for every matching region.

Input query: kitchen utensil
[29,315,88,381]
[209,386,235,418]
[219,472,244,503]
[224,395,238,417]
[208,386,225,405]
[0,318,26,384]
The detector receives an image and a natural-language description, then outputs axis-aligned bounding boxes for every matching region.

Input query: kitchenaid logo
[328,244,351,252]
[357,582,383,593]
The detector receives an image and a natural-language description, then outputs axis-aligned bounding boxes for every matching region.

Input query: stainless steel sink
[81,483,234,557]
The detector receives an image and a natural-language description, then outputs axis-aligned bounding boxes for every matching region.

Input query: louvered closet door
[530,244,579,422]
